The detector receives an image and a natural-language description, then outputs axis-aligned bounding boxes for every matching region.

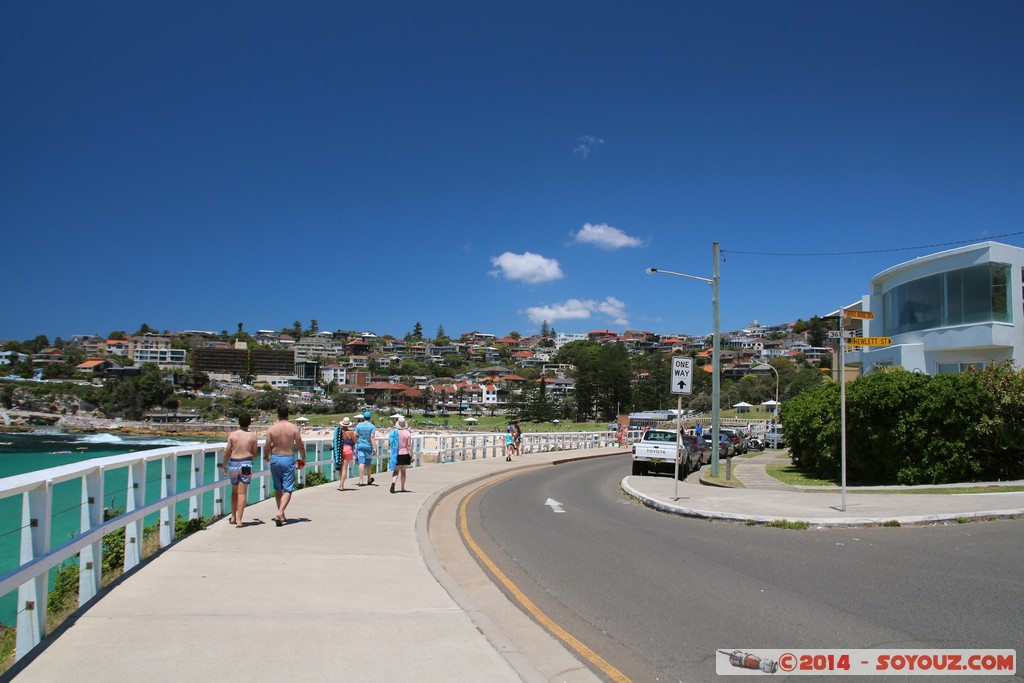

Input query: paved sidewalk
[10,447,1024,681]
[726,451,795,490]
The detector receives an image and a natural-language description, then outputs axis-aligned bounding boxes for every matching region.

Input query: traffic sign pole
[669,356,693,499]
[840,308,847,512]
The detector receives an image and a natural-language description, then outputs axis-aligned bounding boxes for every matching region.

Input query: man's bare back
[266,419,305,457]
[225,427,258,460]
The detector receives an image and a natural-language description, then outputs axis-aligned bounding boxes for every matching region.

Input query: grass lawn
[765,463,841,487]
[766,463,1024,493]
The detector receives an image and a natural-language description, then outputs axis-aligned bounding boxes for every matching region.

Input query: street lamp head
[645,267,657,274]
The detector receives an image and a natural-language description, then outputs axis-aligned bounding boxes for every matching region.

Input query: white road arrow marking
[544,498,566,513]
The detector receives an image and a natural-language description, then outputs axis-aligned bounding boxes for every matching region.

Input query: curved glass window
[883,263,1010,336]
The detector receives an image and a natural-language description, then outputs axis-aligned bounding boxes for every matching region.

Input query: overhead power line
[721,231,1024,257]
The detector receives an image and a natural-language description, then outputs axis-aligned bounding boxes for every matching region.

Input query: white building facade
[848,242,1024,376]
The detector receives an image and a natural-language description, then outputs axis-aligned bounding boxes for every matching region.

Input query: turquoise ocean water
[0,431,223,627]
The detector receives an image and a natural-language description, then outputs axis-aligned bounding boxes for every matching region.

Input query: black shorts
[396,453,412,467]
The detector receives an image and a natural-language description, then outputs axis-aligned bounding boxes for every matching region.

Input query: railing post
[188,450,200,522]
[79,469,104,606]
[213,447,226,518]
[159,455,176,548]
[257,443,270,501]
[16,483,51,659]
[125,461,145,571]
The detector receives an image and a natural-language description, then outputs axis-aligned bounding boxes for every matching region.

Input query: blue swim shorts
[357,449,374,466]
[226,459,253,485]
[270,454,296,492]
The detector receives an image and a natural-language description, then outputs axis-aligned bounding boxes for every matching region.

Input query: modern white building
[847,241,1024,376]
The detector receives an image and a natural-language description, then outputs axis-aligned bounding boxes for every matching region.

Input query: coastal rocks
[5,410,62,426]
[8,389,81,417]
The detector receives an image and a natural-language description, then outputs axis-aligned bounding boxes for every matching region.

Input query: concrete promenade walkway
[13,449,619,683]
[11,447,1023,681]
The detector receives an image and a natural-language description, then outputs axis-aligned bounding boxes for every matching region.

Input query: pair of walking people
[334,412,376,489]
[223,405,306,528]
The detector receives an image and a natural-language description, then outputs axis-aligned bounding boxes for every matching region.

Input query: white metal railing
[0,429,626,662]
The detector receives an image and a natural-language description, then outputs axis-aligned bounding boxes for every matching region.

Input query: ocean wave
[76,433,192,447]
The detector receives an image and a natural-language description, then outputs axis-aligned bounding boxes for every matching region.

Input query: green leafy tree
[421,386,435,413]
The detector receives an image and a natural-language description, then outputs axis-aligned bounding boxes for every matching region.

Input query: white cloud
[573,135,605,159]
[490,251,564,284]
[525,296,630,327]
[574,223,642,250]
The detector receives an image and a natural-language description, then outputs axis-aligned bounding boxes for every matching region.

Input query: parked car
[715,432,736,458]
[631,429,699,478]
[719,428,748,454]
[681,434,711,468]
[763,426,785,449]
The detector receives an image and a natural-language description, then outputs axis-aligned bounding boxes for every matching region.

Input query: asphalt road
[466,454,1024,682]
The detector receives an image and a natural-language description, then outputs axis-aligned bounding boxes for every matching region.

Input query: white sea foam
[76,433,188,447]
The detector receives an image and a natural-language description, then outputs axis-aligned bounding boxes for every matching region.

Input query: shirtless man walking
[222,413,258,527]
[265,405,306,526]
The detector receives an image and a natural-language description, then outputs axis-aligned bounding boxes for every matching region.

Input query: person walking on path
[222,412,258,527]
[265,405,306,526]
[513,423,523,456]
[390,416,413,493]
[333,417,357,490]
[505,425,515,461]
[355,410,377,486]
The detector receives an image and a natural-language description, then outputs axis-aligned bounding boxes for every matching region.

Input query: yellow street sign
[844,310,874,320]
[853,336,891,346]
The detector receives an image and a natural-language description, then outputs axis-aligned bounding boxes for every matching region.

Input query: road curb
[620,477,1024,528]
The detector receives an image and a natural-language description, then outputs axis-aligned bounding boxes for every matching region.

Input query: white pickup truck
[631,429,700,478]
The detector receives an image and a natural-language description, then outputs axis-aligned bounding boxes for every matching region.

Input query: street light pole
[645,241,723,477]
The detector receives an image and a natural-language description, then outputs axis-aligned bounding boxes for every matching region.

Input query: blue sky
[2,1,1022,343]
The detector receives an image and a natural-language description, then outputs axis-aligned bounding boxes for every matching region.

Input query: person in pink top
[390,416,413,494]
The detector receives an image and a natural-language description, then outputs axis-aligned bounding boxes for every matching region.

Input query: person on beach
[333,417,357,490]
[354,410,377,486]
[222,413,258,527]
[390,416,413,493]
[265,405,306,526]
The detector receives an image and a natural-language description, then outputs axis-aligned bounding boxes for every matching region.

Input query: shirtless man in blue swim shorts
[265,405,306,526]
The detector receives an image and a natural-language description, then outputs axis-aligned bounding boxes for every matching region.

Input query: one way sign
[671,356,693,395]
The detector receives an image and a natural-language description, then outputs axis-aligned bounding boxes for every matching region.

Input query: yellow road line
[458,478,632,683]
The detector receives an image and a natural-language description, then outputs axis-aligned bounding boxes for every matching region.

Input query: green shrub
[301,471,329,488]
[781,364,1024,485]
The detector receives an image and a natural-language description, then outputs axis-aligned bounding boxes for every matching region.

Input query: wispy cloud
[525,296,629,326]
[490,251,564,284]
[573,135,605,159]
[573,223,642,249]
